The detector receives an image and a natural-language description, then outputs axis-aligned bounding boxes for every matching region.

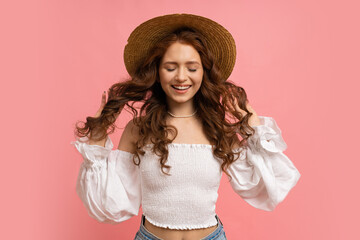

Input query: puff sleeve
[227,116,301,211]
[70,135,141,224]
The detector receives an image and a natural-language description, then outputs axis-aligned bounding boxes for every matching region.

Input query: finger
[94,91,107,118]
[100,91,107,107]
[225,98,235,112]
[102,90,106,101]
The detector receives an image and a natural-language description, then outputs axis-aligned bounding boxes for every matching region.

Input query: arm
[71,120,141,224]
[227,116,301,211]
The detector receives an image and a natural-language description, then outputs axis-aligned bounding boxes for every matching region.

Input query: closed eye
[166,68,197,72]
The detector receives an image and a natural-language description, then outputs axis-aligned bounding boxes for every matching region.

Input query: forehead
[161,42,201,63]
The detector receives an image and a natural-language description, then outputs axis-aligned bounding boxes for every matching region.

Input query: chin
[167,95,194,104]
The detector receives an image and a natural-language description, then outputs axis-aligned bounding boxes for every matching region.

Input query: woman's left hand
[226,97,262,127]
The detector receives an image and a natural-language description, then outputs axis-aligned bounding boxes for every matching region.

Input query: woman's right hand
[94,91,121,118]
[89,91,120,146]
[94,91,107,118]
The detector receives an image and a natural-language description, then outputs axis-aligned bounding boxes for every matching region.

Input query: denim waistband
[134,214,226,240]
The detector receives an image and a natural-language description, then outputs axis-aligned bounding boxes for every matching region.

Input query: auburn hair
[74,27,256,182]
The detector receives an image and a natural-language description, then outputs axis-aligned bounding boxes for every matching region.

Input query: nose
[175,66,187,81]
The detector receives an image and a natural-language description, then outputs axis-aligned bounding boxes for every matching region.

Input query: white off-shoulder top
[71,116,301,230]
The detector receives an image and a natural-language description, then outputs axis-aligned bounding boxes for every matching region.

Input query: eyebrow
[162,61,201,66]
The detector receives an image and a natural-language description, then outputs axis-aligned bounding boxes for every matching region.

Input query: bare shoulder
[117,118,140,154]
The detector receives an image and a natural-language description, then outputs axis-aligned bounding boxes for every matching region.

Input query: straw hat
[123,13,236,81]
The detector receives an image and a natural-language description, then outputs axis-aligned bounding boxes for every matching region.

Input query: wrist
[249,114,261,127]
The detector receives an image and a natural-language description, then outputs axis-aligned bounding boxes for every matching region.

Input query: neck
[166,99,196,118]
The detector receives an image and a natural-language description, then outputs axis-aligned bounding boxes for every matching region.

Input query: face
[159,42,204,105]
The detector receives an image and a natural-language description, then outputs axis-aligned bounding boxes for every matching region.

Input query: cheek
[159,80,168,91]
[194,73,203,86]
[158,73,168,86]
[159,71,172,83]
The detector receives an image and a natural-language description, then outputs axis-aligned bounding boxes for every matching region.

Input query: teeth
[173,85,191,90]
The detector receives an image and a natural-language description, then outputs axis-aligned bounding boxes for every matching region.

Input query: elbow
[100,200,141,224]
[263,171,301,212]
[76,188,141,224]
[88,207,140,225]
[101,211,138,225]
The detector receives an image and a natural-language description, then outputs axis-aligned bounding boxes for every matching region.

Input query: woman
[71,13,301,240]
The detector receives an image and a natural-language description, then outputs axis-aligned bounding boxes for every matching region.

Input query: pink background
[1,0,359,239]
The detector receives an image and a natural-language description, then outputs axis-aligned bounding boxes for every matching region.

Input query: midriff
[144,217,218,240]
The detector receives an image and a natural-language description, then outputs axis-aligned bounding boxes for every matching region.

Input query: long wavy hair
[74,27,257,182]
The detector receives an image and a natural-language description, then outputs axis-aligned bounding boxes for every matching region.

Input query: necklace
[167,109,198,118]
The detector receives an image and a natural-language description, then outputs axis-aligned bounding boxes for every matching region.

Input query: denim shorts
[133,214,227,240]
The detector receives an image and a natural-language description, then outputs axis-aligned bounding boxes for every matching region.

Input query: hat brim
[124,13,236,81]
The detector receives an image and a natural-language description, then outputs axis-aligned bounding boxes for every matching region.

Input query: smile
[171,85,192,94]
[172,85,191,90]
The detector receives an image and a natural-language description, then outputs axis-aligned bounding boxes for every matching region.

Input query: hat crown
[124,13,236,81]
